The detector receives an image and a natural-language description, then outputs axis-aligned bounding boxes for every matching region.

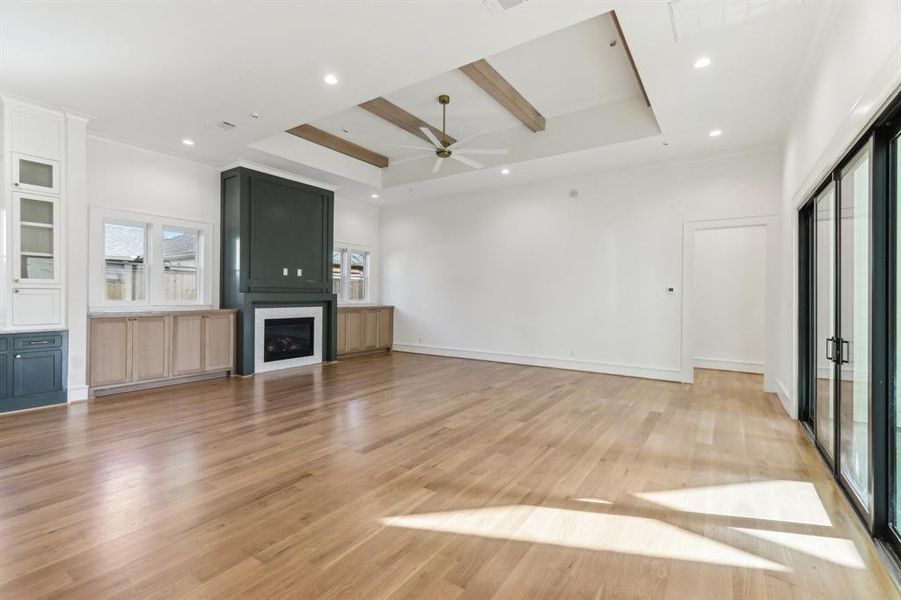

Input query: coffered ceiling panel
[488,13,641,118]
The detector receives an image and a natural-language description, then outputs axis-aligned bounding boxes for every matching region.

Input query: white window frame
[333,242,371,304]
[90,207,213,310]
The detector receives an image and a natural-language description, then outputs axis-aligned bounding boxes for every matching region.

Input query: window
[104,221,147,302]
[93,208,212,308]
[332,245,370,303]
[332,248,345,295]
[163,227,199,302]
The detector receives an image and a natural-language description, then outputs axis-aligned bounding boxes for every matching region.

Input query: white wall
[778,0,901,416]
[64,114,90,400]
[381,147,782,381]
[692,225,766,374]
[334,195,380,303]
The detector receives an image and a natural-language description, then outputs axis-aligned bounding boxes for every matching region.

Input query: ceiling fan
[388,94,508,173]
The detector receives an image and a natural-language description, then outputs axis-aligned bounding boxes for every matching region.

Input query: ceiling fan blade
[391,153,433,166]
[420,126,443,149]
[384,143,435,151]
[432,157,444,174]
[447,129,491,149]
[454,148,508,155]
[450,154,483,170]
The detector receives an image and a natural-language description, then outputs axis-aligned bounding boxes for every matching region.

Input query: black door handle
[826,337,836,362]
[840,339,850,364]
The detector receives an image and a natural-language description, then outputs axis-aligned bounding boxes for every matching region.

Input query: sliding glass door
[800,92,901,570]
[815,183,837,461]
[804,139,874,521]
[838,143,873,515]
[891,129,901,547]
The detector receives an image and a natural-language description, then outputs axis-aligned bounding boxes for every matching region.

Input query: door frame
[680,215,780,393]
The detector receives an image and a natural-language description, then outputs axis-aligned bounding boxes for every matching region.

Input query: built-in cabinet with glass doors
[2,100,68,328]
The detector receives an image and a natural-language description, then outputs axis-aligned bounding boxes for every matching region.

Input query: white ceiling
[299,11,650,185]
[0,0,834,204]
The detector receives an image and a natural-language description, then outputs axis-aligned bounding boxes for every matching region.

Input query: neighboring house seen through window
[333,246,369,303]
[104,221,147,302]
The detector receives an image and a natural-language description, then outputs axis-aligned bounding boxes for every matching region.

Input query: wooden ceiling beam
[459,59,545,133]
[285,124,389,168]
[359,97,456,146]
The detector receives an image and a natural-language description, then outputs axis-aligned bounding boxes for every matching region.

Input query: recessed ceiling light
[323,73,339,85]
[181,138,195,146]
[501,168,510,175]
[708,129,723,138]
[371,193,379,199]
[693,56,712,70]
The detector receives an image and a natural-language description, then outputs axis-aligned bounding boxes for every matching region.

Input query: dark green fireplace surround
[220,167,337,375]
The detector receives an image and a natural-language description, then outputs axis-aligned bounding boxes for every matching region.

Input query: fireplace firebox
[264,317,314,363]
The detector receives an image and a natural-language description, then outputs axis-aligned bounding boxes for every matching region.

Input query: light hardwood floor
[0,352,897,599]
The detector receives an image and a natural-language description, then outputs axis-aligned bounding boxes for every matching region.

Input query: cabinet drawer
[14,333,63,351]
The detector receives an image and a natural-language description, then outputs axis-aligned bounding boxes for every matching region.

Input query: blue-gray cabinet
[0,329,67,413]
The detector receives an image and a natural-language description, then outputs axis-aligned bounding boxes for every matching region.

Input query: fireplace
[264,317,314,362]
[254,306,323,373]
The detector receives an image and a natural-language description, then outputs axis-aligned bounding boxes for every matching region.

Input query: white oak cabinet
[337,306,393,356]
[89,309,235,394]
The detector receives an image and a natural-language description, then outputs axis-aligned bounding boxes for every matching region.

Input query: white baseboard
[392,343,683,382]
[693,357,764,374]
[775,378,795,418]
[67,385,89,403]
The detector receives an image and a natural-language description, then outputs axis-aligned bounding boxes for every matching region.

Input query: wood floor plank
[0,352,897,599]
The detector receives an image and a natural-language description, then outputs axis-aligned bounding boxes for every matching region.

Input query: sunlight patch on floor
[733,528,865,569]
[636,480,832,526]
[381,505,788,571]
[571,497,612,505]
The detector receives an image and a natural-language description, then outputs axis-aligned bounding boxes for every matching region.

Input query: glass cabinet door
[14,193,58,283]
[12,153,60,195]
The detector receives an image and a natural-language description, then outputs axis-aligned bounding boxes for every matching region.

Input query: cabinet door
[377,308,392,349]
[0,353,8,401]
[11,287,62,327]
[13,349,63,397]
[13,192,59,284]
[172,314,204,376]
[12,153,60,195]
[90,318,131,386]
[336,311,347,355]
[247,177,326,289]
[363,309,378,351]
[203,313,234,372]
[131,316,169,382]
[345,310,363,353]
